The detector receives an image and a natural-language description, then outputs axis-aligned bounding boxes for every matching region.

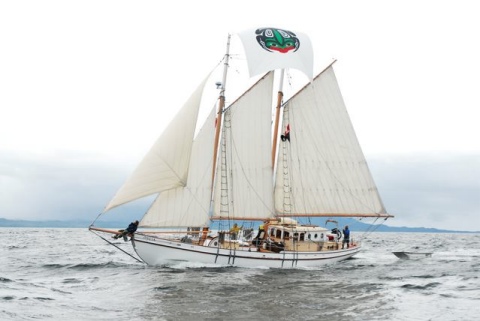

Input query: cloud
[0,151,140,221]
[368,152,480,231]
[1,150,479,231]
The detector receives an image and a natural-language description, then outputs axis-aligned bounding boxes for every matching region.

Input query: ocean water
[1,229,479,321]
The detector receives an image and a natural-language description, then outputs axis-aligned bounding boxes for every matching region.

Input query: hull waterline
[132,234,361,268]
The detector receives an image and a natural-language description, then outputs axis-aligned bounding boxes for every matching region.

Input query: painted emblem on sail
[237,27,314,80]
[255,28,300,54]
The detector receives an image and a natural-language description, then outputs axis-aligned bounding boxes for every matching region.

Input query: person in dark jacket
[113,220,139,241]
[342,225,350,249]
[252,220,268,247]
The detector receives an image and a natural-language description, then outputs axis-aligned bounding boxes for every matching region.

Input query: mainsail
[212,72,275,220]
[274,64,387,217]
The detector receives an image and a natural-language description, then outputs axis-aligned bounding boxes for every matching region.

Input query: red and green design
[255,28,300,53]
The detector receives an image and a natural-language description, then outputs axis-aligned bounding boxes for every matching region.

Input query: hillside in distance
[1,217,477,233]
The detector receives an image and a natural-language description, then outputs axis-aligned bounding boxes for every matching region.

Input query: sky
[1,0,479,231]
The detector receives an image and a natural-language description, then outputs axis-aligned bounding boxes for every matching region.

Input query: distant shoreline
[0,218,122,229]
[0,218,478,233]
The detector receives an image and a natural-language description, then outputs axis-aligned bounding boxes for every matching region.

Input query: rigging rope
[280,106,292,216]
[89,212,103,228]
[89,229,145,264]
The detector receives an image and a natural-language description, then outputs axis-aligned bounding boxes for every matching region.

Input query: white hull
[132,234,360,268]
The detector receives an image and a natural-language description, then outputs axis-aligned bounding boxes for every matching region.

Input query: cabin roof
[268,224,329,233]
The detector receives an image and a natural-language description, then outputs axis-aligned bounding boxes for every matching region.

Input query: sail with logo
[89,27,393,268]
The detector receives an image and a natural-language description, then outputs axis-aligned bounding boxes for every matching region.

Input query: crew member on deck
[252,220,268,246]
[113,220,139,241]
[342,225,350,249]
[230,223,241,240]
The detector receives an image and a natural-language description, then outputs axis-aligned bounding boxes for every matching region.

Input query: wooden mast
[204,34,231,243]
[271,69,285,167]
[211,34,231,185]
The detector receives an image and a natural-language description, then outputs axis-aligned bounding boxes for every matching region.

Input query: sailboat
[89,27,393,268]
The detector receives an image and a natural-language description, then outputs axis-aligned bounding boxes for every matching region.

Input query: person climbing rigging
[281,124,290,142]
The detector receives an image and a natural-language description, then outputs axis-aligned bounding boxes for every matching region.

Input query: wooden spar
[90,226,206,235]
[211,213,393,220]
[212,211,394,220]
[211,34,231,185]
[210,216,271,221]
[276,213,395,218]
[271,69,285,167]
[89,226,119,234]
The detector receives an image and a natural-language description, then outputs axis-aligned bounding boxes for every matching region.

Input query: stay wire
[89,229,145,264]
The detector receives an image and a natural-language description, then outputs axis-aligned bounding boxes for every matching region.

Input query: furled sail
[212,72,275,220]
[140,106,217,227]
[104,75,210,212]
[274,65,387,216]
[237,27,314,80]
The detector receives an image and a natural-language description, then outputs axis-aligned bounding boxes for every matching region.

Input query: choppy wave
[0,228,479,321]
[400,282,442,290]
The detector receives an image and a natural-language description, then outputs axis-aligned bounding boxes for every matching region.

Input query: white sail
[213,72,275,220]
[104,75,210,212]
[274,65,386,216]
[141,106,217,227]
[237,27,314,80]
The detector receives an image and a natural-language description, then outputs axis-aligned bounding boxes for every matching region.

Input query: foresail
[141,106,216,227]
[213,72,275,220]
[237,27,313,80]
[274,65,387,216]
[104,75,210,212]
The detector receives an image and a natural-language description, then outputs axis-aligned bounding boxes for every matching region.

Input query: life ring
[204,237,219,247]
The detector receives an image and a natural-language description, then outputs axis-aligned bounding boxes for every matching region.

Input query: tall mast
[211,34,231,185]
[271,69,285,167]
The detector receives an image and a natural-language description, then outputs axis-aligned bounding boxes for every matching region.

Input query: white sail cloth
[237,27,313,80]
[274,65,387,216]
[213,72,275,220]
[141,107,216,227]
[104,62,387,225]
[141,72,275,226]
[104,75,210,212]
